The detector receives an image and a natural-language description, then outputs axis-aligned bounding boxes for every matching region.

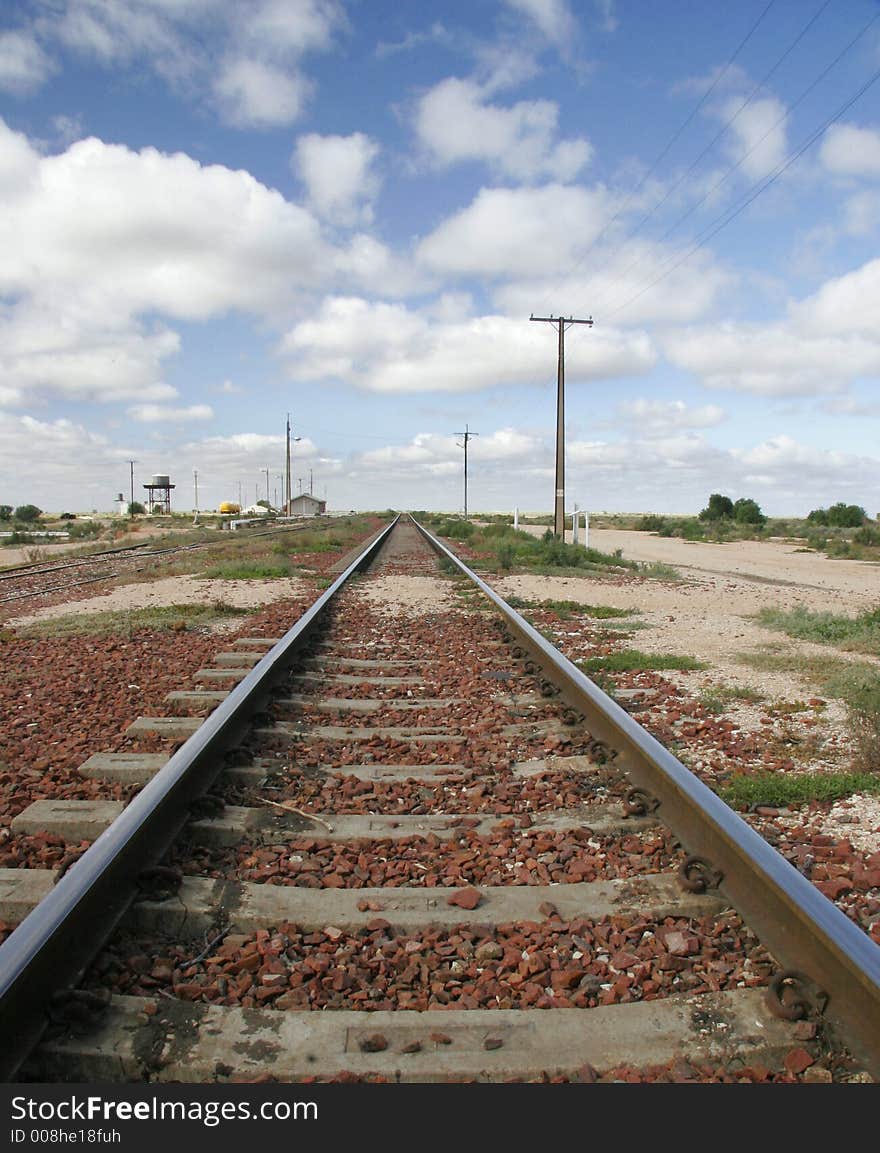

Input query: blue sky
[1,0,879,517]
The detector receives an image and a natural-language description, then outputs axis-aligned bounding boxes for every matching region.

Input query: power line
[594,2,877,316]
[590,0,833,314]
[535,0,778,317]
[603,59,880,322]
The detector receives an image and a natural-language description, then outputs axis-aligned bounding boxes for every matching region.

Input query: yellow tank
[219,502,241,514]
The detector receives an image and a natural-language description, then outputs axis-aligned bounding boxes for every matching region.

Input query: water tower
[143,473,175,514]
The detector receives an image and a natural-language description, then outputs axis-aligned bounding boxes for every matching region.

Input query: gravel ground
[8,573,309,628]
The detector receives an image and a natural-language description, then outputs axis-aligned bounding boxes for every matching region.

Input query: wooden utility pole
[530,313,593,538]
[285,414,292,515]
[455,424,479,519]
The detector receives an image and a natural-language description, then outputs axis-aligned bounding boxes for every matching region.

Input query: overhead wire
[593,2,878,316]
[601,59,880,322]
[532,0,778,315]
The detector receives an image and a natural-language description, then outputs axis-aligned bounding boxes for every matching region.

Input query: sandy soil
[8,573,308,628]
[494,529,879,742]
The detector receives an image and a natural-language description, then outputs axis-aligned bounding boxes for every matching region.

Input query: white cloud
[664,323,880,396]
[417,183,607,277]
[294,132,380,226]
[501,0,577,46]
[413,77,590,181]
[820,122,880,177]
[792,257,880,337]
[0,300,180,404]
[279,296,655,394]
[128,403,213,423]
[213,57,310,128]
[0,29,54,94]
[495,241,730,326]
[617,398,726,433]
[719,94,787,181]
[0,411,123,508]
[32,0,345,127]
[0,119,373,405]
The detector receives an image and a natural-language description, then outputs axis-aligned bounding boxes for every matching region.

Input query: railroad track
[0,521,328,607]
[0,515,878,1083]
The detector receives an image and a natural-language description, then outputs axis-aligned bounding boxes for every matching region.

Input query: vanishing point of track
[0,516,878,1082]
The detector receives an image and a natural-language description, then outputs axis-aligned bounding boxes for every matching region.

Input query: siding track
[0,515,878,1083]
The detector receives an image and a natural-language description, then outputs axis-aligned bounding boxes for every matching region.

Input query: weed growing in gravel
[639,561,681,581]
[200,561,293,579]
[698,684,766,713]
[720,771,880,809]
[737,650,878,703]
[755,605,880,656]
[580,649,706,673]
[17,602,251,637]
[844,674,880,774]
[505,595,636,621]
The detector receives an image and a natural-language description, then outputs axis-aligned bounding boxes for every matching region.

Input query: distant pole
[583,509,590,549]
[262,467,270,506]
[128,460,137,514]
[285,414,291,513]
[455,424,479,519]
[309,468,313,495]
[192,468,199,525]
[298,477,302,495]
[572,503,579,546]
[237,480,242,507]
[529,313,593,537]
[514,505,519,531]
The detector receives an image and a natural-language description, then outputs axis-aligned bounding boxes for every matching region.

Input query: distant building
[289,494,327,517]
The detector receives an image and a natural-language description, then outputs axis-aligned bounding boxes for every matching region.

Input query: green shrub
[14,504,41,523]
[733,497,766,525]
[699,493,734,521]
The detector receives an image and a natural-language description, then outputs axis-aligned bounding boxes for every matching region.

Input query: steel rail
[0,515,399,1081]
[412,515,880,1076]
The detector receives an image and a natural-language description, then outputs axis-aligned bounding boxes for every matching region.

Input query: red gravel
[173,827,683,888]
[84,910,774,1013]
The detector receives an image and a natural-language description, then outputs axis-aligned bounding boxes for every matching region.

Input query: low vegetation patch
[698,684,766,714]
[580,649,706,674]
[200,560,294,580]
[720,771,880,810]
[16,601,251,638]
[505,595,636,620]
[755,605,880,656]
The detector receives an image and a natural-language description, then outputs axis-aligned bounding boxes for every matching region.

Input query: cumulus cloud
[0,118,381,405]
[494,239,730,327]
[820,122,880,177]
[663,323,880,396]
[128,403,213,423]
[0,29,54,94]
[294,132,380,226]
[791,257,880,337]
[279,296,655,394]
[718,94,787,181]
[417,183,608,278]
[0,411,123,508]
[30,0,345,127]
[617,398,726,433]
[213,57,311,127]
[501,0,577,46]
[413,77,590,181]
